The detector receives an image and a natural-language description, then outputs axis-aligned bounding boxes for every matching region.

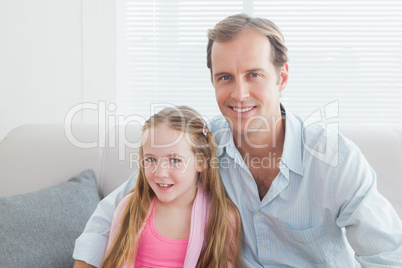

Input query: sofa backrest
[341,127,402,219]
[0,124,141,198]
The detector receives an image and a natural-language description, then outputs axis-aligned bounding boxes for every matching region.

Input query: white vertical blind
[117,0,402,126]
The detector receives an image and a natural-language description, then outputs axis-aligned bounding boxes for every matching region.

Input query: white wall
[0,0,116,140]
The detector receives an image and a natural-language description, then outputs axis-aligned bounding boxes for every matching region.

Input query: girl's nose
[154,159,168,178]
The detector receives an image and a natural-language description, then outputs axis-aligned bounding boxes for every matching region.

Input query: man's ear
[279,63,289,92]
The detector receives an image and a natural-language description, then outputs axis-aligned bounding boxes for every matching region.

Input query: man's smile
[230,106,256,113]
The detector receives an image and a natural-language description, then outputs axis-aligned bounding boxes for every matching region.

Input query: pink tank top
[135,199,189,268]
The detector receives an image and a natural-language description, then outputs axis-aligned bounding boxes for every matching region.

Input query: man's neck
[234,114,286,159]
[234,115,286,200]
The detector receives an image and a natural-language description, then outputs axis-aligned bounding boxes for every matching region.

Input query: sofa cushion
[0,169,100,268]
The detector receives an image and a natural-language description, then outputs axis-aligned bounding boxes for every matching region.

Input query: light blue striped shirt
[73,109,402,267]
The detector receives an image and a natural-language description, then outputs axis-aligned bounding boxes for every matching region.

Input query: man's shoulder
[208,115,232,149]
[302,121,356,152]
[300,121,362,172]
[286,110,359,169]
[209,115,228,131]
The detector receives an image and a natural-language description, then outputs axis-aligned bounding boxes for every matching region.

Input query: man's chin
[229,123,248,138]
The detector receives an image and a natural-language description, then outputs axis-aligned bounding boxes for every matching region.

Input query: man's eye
[220,75,230,81]
[170,158,181,164]
[251,73,260,78]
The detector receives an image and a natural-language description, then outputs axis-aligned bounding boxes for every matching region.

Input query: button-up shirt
[211,109,402,267]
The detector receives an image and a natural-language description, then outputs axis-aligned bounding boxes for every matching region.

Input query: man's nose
[231,78,249,102]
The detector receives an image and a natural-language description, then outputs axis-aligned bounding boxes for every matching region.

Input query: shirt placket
[255,162,290,265]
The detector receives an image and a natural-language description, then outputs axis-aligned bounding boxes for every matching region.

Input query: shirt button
[261,243,266,248]
[256,211,261,216]
[248,176,252,181]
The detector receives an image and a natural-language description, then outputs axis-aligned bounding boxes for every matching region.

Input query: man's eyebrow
[214,68,265,77]
[246,68,265,73]
[214,72,230,78]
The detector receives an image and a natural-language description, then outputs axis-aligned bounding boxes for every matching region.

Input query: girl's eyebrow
[143,153,184,157]
[143,153,156,158]
[168,153,184,158]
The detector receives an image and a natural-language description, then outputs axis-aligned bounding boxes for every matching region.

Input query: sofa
[0,124,141,267]
[0,123,401,267]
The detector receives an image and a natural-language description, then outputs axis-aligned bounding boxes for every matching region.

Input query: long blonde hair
[102,106,242,267]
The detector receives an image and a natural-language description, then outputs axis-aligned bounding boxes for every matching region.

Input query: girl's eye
[170,158,181,164]
[146,157,156,163]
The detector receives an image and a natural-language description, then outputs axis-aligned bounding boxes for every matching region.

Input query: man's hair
[207,13,288,78]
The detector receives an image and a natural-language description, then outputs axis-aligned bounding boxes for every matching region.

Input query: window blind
[117,0,402,127]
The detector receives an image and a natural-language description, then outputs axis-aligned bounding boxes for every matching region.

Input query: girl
[102,106,242,268]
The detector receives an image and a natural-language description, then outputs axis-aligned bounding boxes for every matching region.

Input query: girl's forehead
[141,125,194,151]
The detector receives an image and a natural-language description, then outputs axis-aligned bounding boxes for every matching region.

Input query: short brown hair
[207,13,288,77]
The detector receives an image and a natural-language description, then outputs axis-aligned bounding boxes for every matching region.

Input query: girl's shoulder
[107,193,135,251]
[119,192,134,206]
[113,192,134,219]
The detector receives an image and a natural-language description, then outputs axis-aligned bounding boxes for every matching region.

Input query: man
[74,14,402,267]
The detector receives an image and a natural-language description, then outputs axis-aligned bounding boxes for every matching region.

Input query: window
[117,0,402,126]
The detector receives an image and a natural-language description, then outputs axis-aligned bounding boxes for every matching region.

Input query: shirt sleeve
[72,171,138,267]
[333,143,402,266]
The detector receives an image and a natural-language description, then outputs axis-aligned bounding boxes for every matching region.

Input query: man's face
[211,29,288,138]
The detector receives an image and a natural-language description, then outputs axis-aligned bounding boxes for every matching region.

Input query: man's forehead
[211,49,272,74]
[211,31,272,70]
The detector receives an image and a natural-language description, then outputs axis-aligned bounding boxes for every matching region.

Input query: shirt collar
[281,106,304,176]
[213,105,304,177]
[214,121,235,158]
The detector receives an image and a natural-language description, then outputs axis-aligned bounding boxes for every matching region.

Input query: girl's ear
[196,158,206,172]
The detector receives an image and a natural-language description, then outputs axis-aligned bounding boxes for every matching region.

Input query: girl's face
[142,124,203,207]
